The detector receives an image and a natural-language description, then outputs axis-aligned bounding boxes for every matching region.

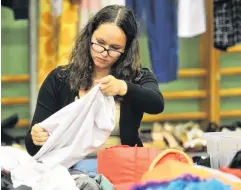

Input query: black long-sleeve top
[25,67,164,156]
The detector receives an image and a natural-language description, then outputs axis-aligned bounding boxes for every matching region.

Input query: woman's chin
[94,62,110,69]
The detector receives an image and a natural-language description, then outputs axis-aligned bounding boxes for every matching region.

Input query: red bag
[97,145,160,185]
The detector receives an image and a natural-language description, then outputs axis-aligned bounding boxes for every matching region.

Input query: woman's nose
[101,50,108,57]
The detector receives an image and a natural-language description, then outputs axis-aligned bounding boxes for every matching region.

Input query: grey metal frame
[29,0,38,118]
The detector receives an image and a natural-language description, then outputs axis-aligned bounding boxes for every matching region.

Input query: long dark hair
[60,5,141,91]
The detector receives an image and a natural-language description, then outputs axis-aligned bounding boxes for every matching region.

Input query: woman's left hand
[95,75,127,96]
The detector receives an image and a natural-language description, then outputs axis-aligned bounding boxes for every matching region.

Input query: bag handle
[105,145,130,150]
[105,144,138,150]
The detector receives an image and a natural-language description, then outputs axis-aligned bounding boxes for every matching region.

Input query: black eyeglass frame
[90,42,124,58]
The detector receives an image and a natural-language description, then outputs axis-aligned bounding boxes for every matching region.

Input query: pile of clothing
[104,148,241,190]
[131,159,241,190]
[1,153,113,190]
[1,85,115,190]
[1,139,241,190]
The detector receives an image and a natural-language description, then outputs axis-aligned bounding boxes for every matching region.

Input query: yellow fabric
[149,149,193,171]
[38,0,57,89]
[57,0,79,66]
[38,0,79,88]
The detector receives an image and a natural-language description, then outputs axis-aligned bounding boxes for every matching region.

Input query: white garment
[78,0,97,30]
[1,85,115,189]
[33,84,115,168]
[0,146,32,171]
[11,161,79,190]
[178,0,206,38]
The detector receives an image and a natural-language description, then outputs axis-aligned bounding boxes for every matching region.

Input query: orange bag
[97,145,160,185]
[219,167,241,179]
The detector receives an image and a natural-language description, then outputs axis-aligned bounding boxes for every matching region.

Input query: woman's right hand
[31,124,49,146]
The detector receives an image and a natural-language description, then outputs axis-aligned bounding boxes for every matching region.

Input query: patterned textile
[38,0,57,88]
[38,0,126,87]
[38,0,79,88]
[57,0,79,66]
[213,0,241,50]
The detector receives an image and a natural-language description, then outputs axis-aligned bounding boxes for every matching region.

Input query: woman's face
[90,23,127,70]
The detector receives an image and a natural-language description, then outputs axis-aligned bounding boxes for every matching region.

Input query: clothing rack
[1,0,240,127]
[143,0,241,124]
[202,0,241,124]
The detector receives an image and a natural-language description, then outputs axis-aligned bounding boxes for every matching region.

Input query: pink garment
[79,0,102,30]
[78,0,125,31]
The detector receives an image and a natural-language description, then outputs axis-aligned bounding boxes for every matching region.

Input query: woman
[25,5,164,172]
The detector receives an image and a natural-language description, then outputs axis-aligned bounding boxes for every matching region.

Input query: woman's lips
[96,57,107,62]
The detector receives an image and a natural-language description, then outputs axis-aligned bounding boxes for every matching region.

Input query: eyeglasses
[91,42,124,58]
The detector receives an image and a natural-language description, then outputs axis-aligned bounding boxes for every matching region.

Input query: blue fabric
[126,0,178,83]
[131,174,231,190]
[72,158,98,177]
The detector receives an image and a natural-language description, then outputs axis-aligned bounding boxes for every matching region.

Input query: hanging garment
[213,0,241,50]
[78,0,125,31]
[1,85,115,189]
[1,0,29,20]
[178,0,206,38]
[38,0,79,88]
[79,0,102,31]
[37,0,58,88]
[126,0,178,83]
[57,0,79,66]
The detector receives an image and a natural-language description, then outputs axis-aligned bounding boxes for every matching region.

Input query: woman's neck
[93,67,110,80]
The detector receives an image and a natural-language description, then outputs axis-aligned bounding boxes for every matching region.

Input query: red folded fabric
[219,167,241,179]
